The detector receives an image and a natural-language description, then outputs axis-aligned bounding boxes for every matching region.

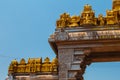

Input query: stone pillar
[58,49,74,80]
[53,29,92,80]
[58,48,91,80]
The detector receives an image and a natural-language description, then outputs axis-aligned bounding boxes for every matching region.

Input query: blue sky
[0,0,120,80]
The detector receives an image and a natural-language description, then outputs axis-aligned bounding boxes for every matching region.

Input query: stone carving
[68,30,120,40]
[55,29,69,41]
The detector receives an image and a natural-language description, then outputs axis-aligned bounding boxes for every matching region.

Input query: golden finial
[20,58,26,65]
[83,4,92,12]
[44,57,50,63]
[11,59,18,65]
[60,13,70,19]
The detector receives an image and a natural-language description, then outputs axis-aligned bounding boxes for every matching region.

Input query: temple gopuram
[8,0,120,80]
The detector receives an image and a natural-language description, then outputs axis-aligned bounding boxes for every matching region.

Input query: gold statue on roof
[112,0,120,10]
[56,1,120,29]
[98,14,105,26]
[8,57,58,74]
[69,15,80,27]
[51,58,58,72]
[56,13,70,28]
[106,10,116,25]
[80,4,97,25]
[42,57,51,72]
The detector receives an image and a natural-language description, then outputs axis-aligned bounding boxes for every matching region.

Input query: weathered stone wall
[58,49,74,80]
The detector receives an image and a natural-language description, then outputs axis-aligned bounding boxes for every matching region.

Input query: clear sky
[0,0,120,80]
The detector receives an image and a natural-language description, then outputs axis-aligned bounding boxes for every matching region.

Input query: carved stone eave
[49,38,120,57]
[57,40,120,62]
[49,39,120,65]
[49,24,120,56]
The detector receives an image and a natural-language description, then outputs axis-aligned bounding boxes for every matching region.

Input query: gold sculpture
[25,63,30,73]
[19,58,26,73]
[98,14,105,26]
[106,10,116,25]
[51,58,58,72]
[9,59,18,73]
[56,0,120,29]
[36,58,42,72]
[56,13,70,28]
[80,4,97,25]
[69,15,80,27]
[112,0,120,10]
[8,57,58,74]
[42,57,51,72]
